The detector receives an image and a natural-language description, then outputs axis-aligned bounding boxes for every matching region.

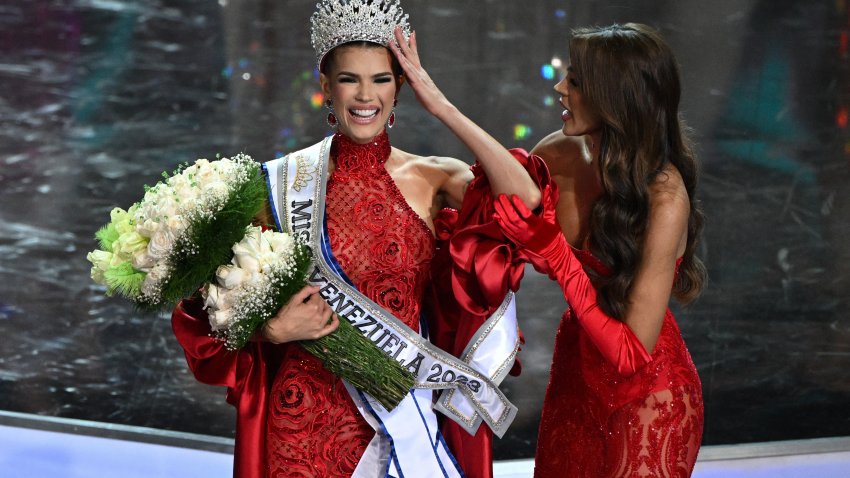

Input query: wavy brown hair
[569,23,707,319]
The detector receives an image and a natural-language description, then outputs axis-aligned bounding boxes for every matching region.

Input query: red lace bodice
[265,131,435,478]
[324,130,435,329]
[535,250,704,478]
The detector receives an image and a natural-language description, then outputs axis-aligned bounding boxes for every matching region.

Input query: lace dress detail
[265,130,435,478]
[535,251,704,478]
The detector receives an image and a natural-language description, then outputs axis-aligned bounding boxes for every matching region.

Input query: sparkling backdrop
[1,0,849,460]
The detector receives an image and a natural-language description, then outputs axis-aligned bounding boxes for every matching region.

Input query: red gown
[171,132,553,478]
[534,249,704,478]
[264,131,434,477]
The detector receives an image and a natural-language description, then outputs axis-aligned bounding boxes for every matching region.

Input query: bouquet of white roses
[87,154,268,310]
[205,226,415,409]
[204,226,311,350]
[87,154,414,410]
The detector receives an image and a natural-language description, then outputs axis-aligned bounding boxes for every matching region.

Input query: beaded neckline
[331,129,391,171]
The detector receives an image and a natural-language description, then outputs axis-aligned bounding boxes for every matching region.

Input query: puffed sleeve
[424,149,555,478]
[171,297,284,478]
[448,149,557,317]
[427,149,555,368]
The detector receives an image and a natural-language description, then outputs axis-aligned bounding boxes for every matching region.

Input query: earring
[325,99,337,128]
[387,98,398,129]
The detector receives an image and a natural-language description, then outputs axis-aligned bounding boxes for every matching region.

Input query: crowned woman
[172,1,553,477]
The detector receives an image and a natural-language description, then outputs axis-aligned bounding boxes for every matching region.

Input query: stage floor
[2,412,850,478]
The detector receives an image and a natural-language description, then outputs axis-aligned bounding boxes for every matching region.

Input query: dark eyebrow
[336,71,393,79]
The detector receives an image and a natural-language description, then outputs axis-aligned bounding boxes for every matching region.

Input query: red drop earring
[387,98,398,129]
[325,99,337,128]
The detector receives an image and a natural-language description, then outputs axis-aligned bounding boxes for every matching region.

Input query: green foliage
[103,262,145,298]
[138,164,268,311]
[95,223,119,252]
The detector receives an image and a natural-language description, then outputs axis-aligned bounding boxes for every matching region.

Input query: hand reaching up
[389,26,451,117]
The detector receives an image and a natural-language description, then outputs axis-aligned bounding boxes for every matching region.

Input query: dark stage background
[1,0,849,460]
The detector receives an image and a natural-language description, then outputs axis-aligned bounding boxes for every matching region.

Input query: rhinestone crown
[310,0,411,69]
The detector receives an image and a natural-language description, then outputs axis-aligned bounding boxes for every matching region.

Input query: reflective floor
[3,413,850,478]
[1,0,849,462]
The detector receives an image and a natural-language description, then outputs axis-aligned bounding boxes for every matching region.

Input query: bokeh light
[310,91,325,110]
[540,64,556,80]
[514,124,532,140]
[837,105,848,128]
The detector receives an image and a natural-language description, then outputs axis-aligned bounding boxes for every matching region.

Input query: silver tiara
[310,0,411,69]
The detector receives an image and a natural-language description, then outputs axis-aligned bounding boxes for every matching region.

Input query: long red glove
[493,194,652,377]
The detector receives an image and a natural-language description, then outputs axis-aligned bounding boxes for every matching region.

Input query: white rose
[156,196,180,218]
[216,265,247,289]
[182,163,199,176]
[204,284,223,310]
[146,263,169,284]
[87,250,113,283]
[110,207,135,236]
[232,229,262,273]
[168,173,191,192]
[142,185,164,206]
[173,177,201,202]
[140,263,168,298]
[132,250,155,272]
[195,160,218,183]
[109,250,126,267]
[208,307,234,330]
[165,215,186,235]
[204,180,230,200]
[147,228,176,261]
[135,217,160,238]
[234,251,260,274]
[114,231,148,259]
[265,231,293,254]
[259,254,278,274]
[87,249,112,270]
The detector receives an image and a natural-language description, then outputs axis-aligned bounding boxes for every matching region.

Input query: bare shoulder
[390,148,472,210]
[530,131,586,174]
[392,148,470,177]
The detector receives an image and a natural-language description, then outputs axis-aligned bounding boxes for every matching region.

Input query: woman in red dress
[172,2,548,478]
[494,23,707,477]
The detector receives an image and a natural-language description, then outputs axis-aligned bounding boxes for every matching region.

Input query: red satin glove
[493,194,652,376]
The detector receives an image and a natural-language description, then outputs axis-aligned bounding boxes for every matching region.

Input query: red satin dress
[264,130,435,477]
[534,250,704,478]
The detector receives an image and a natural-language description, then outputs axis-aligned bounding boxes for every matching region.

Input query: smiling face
[553,66,602,140]
[320,44,399,144]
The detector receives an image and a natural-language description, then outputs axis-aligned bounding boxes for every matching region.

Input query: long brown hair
[569,23,706,319]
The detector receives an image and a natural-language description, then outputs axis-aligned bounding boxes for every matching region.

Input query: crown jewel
[310,0,411,69]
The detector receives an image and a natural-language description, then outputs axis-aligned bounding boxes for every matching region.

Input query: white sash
[263,137,520,476]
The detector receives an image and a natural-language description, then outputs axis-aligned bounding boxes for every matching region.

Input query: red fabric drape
[425,149,554,478]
